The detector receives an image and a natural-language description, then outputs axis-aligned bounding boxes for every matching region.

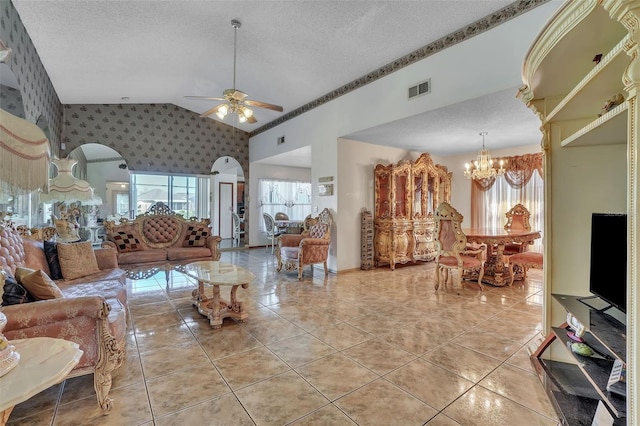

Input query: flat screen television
[589,213,627,313]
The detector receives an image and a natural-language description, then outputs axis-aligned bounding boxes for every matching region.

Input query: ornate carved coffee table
[183,261,255,328]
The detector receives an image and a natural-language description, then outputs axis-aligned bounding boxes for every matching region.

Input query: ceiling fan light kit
[186,19,283,125]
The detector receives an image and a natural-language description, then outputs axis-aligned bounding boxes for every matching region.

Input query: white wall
[248,163,311,247]
[249,3,559,271]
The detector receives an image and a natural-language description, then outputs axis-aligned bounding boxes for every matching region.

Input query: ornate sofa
[276,208,333,280]
[0,225,126,413]
[102,202,221,271]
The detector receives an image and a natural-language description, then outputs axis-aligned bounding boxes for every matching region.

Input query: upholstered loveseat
[0,225,126,413]
[102,202,221,270]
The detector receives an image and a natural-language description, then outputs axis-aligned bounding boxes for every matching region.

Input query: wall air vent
[277,135,285,145]
[408,78,431,99]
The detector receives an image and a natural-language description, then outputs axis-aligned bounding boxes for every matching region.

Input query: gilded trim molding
[250,0,550,137]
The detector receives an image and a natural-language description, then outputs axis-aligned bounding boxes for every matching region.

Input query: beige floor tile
[479,363,558,419]
[310,322,372,350]
[385,358,474,410]
[139,341,211,379]
[443,386,558,426]
[6,407,55,426]
[335,379,438,425]
[267,333,337,367]
[288,404,357,425]
[343,339,416,375]
[38,249,555,425]
[195,323,263,360]
[7,383,60,422]
[214,345,290,390]
[243,317,306,344]
[132,309,185,333]
[154,393,254,426]
[421,342,501,382]
[146,366,231,417]
[425,413,463,425]
[111,353,144,390]
[128,299,176,318]
[295,353,379,401]
[235,370,329,425]
[135,322,197,354]
[452,329,523,361]
[54,381,152,426]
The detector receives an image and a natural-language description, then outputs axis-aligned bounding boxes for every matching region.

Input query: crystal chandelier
[464,132,505,181]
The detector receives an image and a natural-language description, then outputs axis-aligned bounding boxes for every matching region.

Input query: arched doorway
[211,156,246,249]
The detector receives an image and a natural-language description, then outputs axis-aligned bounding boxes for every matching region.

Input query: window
[471,153,544,252]
[258,179,312,231]
[130,173,207,218]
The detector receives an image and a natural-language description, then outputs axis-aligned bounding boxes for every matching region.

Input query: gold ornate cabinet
[374,153,451,270]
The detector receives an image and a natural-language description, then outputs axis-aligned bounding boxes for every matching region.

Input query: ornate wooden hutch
[374,153,451,270]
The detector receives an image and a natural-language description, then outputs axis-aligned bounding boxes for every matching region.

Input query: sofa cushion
[58,268,126,287]
[22,239,51,277]
[57,241,101,280]
[15,267,64,300]
[281,246,301,261]
[116,249,168,265]
[143,216,181,245]
[58,279,128,306]
[1,272,33,306]
[109,230,145,253]
[166,247,211,261]
[43,241,63,280]
[182,225,209,247]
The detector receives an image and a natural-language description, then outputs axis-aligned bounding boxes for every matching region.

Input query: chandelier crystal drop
[464,132,505,181]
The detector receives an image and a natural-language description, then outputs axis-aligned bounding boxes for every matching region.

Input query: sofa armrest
[206,235,222,261]
[280,234,305,248]
[1,296,110,333]
[300,238,330,247]
[94,247,119,270]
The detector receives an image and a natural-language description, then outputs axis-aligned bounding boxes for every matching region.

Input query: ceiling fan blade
[185,96,226,101]
[247,115,257,124]
[244,100,284,112]
[199,104,224,118]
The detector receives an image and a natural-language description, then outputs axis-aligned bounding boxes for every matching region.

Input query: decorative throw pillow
[57,241,100,280]
[44,241,64,280]
[109,230,144,253]
[183,225,209,247]
[1,272,33,306]
[15,267,64,300]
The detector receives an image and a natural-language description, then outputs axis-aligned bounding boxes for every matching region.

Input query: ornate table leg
[207,285,222,328]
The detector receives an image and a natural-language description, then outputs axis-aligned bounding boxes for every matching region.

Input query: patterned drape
[473,152,543,191]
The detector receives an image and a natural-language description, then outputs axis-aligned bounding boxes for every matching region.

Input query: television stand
[532,294,626,425]
[577,296,627,326]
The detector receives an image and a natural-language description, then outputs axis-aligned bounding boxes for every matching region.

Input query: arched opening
[211,156,246,249]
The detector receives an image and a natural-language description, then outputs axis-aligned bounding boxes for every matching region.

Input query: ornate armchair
[276,208,332,280]
[434,202,485,290]
[503,203,532,255]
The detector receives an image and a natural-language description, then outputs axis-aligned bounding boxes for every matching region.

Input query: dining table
[275,219,305,234]
[463,227,541,286]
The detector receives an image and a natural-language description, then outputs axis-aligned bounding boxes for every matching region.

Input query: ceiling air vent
[408,79,431,99]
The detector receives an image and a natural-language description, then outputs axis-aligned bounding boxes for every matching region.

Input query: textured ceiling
[12,0,559,163]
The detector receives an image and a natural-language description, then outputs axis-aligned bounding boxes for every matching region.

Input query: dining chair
[263,212,284,253]
[274,212,289,233]
[503,203,532,255]
[232,212,244,245]
[434,202,485,291]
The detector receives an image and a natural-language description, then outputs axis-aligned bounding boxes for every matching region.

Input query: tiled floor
[7,249,558,426]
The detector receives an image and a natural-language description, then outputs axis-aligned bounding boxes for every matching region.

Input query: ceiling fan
[186,19,283,124]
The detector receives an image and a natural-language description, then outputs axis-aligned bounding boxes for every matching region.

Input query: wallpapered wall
[1,1,63,156]
[4,0,250,178]
[63,104,250,176]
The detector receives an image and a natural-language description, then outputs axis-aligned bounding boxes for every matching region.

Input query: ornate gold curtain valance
[473,152,543,191]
